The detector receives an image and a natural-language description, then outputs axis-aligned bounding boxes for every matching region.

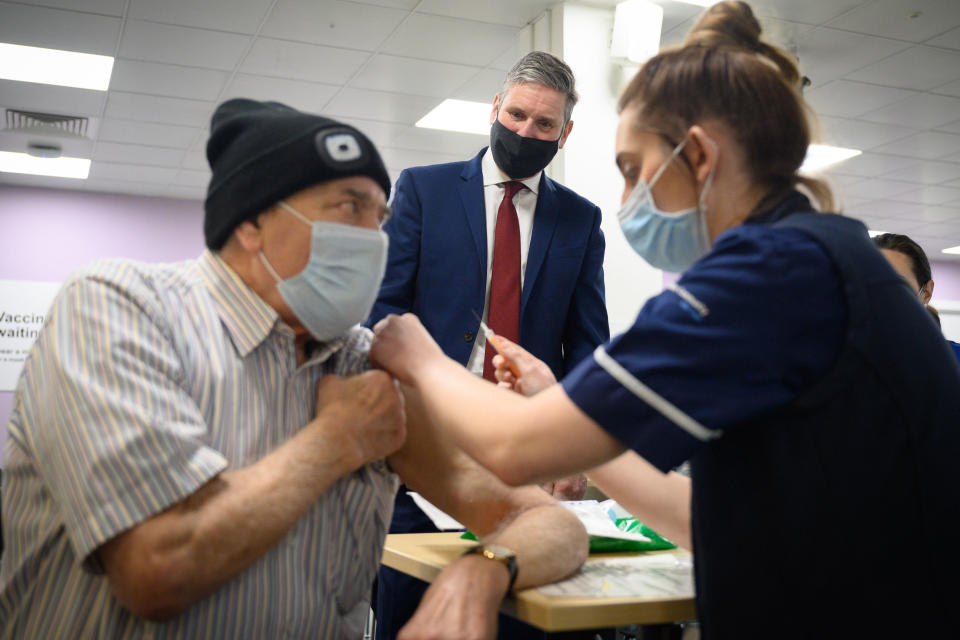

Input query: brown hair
[872,232,932,288]
[617,1,834,213]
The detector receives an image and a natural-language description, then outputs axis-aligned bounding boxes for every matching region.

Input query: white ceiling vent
[3,109,90,139]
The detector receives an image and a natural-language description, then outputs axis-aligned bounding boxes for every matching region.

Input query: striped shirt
[1,251,397,639]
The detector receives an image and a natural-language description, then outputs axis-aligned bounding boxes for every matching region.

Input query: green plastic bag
[460,517,675,553]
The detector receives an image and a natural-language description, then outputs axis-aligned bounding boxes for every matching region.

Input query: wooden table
[382,532,697,632]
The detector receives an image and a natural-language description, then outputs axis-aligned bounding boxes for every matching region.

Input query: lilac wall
[930,260,960,301]
[0,185,205,459]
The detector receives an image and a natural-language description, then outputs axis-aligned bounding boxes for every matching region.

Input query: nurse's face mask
[259,200,388,342]
[617,136,716,273]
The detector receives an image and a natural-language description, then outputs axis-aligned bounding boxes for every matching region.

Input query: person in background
[368,2,960,638]
[873,232,960,361]
[369,51,609,640]
[0,99,588,640]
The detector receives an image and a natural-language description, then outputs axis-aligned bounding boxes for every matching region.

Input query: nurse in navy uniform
[369,2,960,638]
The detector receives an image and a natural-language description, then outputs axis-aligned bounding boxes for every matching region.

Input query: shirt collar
[198,250,280,357]
[745,190,816,226]
[481,147,541,194]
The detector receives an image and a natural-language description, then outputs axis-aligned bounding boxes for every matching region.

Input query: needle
[470,309,522,379]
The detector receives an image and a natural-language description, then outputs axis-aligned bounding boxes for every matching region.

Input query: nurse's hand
[370,313,445,385]
[492,338,557,397]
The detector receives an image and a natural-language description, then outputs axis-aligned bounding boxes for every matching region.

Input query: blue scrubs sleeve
[562,225,846,472]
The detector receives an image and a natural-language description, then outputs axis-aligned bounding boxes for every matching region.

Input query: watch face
[482,544,516,560]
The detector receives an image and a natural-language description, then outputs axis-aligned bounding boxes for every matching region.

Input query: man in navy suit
[370,51,609,639]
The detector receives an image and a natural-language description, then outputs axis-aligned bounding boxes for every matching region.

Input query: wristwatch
[462,543,519,593]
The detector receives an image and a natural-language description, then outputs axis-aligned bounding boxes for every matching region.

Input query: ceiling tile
[927,26,960,50]
[932,78,960,97]
[222,74,339,114]
[181,150,209,171]
[261,0,408,51]
[346,0,419,8]
[381,14,519,67]
[323,87,440,125]
[109,59,228,101]
[92,141,185,167]
[488,27,534,72]
[11,0,126,15]
[822,172,865,188]
[0,80,105,117]
[818,115,917,150]
[98,119,200,149]
[241,38,370,84]
[105,92,214,127]
[88,161,178,183]
[826,152,918,177]
[127,0,271,34]
[753,0,870,25]
[796,27,910,86]
[0,2,121,55]
[160,185,205,200]
[843,177,922,199]
[171,169,209,187]
[847,46,960,91]
[351,55,483,98]
[416,0,553,28]
[118,20,250,71]
[826,0,960,42]
[332,116,408,149]
[452,69,505,103]
[883,160,960,185]
[892,185,960,205]
[389,126,487,157]
[805,80,916,119]
[871,131,960,159]
[846,198,933,219]
[859,92,960,128]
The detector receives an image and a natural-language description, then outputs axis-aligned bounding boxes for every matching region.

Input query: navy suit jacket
[369,148,609,377]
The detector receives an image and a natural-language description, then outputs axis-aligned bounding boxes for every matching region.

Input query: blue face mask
[617,138,715,273]
[260,201,388,342]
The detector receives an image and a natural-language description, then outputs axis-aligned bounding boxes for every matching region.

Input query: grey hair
[500,51,579,125]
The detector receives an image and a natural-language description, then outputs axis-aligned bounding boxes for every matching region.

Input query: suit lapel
[522,173,560,314]
[457,150,488,278]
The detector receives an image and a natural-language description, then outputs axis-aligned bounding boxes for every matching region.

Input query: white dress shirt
[466,148,542,376]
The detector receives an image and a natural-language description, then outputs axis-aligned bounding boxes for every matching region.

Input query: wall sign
[0,279,62,391]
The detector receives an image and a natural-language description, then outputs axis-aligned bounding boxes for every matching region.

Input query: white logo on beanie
[324,133,362,163]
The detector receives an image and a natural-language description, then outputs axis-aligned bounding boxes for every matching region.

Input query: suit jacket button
[464,331,474,343]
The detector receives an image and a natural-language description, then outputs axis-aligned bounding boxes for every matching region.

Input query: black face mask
[489,118,561,179]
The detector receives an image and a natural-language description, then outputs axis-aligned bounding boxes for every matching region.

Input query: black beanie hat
[203,98,391,250]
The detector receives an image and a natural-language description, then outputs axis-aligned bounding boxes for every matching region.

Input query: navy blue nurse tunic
[563,191,960,638]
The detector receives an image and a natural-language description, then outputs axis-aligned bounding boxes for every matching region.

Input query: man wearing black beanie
[1,98,588,639]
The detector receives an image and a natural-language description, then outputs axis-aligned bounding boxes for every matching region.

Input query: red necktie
[483,181,524,382]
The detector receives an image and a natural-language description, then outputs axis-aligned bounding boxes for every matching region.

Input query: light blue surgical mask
[617,137,715,273]
[259,201,388,342]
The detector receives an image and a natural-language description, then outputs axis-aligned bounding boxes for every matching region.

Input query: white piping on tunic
[593,345,721,442]
[669,284,709,317]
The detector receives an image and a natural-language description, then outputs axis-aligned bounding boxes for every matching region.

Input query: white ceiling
[2,0,960,260]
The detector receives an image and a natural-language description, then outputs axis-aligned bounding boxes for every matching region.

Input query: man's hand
[397,555,509,640]
[312,370,407,471]
[491,338,556,397]
[370,313,447,385]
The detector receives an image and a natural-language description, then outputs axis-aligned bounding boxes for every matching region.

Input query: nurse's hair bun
[683,1,802,89]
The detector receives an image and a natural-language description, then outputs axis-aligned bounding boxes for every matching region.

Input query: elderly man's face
[258,175,388,281]
[491,83,572,147]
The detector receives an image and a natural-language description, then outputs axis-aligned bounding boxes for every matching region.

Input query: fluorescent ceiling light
[868,230,889,237]
[942,246,960,255]
[800,144,862,173]
[611,0,664,64]
[0,151,90,179]
[0,43,113,91]
[416,99,491,135]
